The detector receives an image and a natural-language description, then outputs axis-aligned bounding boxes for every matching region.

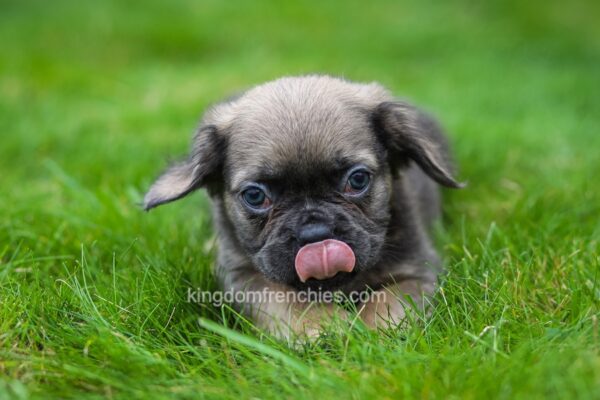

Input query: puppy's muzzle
[294,214,356,283]
[297,223,333,246]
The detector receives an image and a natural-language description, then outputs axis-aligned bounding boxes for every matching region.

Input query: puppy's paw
[358,280,433,329]
[359,289,409,329]
[290,303,349,342]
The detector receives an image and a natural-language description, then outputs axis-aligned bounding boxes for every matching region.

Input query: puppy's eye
[345,170,371,194]
[242,187,271,209]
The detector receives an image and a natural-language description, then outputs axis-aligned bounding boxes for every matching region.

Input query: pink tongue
[294,239,355,283]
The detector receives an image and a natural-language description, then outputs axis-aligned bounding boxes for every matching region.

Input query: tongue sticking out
[294,239,355,283]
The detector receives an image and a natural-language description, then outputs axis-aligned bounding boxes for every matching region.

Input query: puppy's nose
[297,223,333,246]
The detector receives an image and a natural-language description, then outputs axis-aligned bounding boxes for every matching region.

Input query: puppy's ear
[373,101,464,188]
[143,124,225,211]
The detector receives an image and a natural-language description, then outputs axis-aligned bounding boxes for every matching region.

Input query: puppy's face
[221,97,392,290]
[144,76,460,290]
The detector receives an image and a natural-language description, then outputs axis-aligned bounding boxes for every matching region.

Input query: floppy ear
[373,101,464,188]
[143,124,225,211]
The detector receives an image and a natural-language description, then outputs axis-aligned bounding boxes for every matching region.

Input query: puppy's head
[144,76,461,290]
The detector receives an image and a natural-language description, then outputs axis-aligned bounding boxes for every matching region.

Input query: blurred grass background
[1,0,599,399]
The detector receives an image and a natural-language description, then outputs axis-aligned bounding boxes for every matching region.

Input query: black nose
[297,223,333,246]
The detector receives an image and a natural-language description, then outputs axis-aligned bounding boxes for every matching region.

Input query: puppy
[144,75,462,338]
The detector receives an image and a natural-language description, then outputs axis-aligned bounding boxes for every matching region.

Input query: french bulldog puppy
[144,75,462,338]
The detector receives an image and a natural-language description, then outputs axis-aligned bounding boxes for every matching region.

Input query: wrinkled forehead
[226,106,379,190]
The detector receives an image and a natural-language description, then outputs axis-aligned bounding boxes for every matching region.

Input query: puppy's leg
[359,278,435,329]
[220,267,347,340]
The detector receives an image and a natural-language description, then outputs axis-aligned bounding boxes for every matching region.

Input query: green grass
[1,0,599,398]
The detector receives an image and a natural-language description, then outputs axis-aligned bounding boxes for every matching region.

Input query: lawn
[1,0,599,398]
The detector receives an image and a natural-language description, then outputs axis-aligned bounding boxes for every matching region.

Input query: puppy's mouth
[294,239,356,283]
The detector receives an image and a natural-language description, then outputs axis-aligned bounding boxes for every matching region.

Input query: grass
[1,0,599,398]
